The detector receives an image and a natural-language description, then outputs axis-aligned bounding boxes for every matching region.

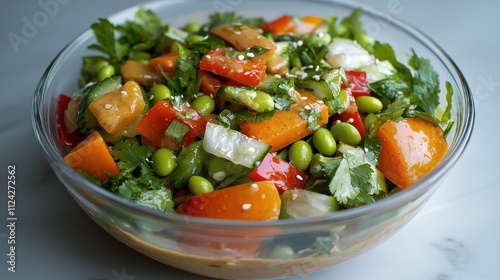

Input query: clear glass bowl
[32,0,474,279]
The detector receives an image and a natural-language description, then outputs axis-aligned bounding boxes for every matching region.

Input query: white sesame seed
[297,40,304,47]
[301,96,308,100]
[242,203,252,210]
[296,174,304,181]
[237,54,245,61]
[206,55,211,59]
[121,90,128,96]
[316,100,324,104]
[312,75,320,81]
[104,104,113,109]
[247,53,255,58]
[315,65,320,72]
[212,171,227,182]
[347,118,354,123]
[304,104,312,110]
[292,193,298,201]
[274,74,282,79]
[251,183,259,189]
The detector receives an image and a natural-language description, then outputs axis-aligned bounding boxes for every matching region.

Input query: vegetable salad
[58,8,452,221]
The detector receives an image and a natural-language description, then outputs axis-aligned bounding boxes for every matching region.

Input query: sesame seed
[296,174,304,181]
[315,65,320,72]
[247,53,255,58]
[104,104,113,109]
[347,118,354,123]
[316,100,324,104]
[251,183,259,189]
[144,75,152,79]
[312,75,320,81]
[292,193,298,201]
[212,171,227,182]
[297,40,304,47]
[304,104,312,110]
[274,74,282,79]
[242,203,252,210]
[237,54,245,61]
[121,90,128,96]
[301,96,308,100]
[206,55,211,59]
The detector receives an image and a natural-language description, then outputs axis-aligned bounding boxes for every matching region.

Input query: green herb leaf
[226,46,270,59]
[299,104,322,131]
[88,18,129,66]
[164,119,190,144]
[408,50,440,116]
[111,140,151,172]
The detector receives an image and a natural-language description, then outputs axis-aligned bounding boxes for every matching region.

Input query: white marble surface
[1,0,498,279]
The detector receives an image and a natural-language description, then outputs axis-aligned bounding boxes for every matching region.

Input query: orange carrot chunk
[239,90,329,153]
[63,131,120,181]
[176,181,281,221]
[376,118,448,189]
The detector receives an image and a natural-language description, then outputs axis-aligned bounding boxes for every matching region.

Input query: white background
[1,0,498,279]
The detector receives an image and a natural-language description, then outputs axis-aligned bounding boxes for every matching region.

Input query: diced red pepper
[261,14,295,35]
[198,70,243,96]
[333,95,366,137]
[343,70,370,98]
[57,94,85,150]
[199,48,267,88]
[135,100,207,150]
[248,153,307,193]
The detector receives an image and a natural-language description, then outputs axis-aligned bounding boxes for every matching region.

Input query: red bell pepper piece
[199,48,267,88]
[343,70,370,98]
[57,94,85,149]
[198,70,243,96]
[135,100,207,150]
[247,153,307,193]
[261,14,295,35]
[333,95,366,137]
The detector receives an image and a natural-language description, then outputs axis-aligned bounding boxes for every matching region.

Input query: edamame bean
[355,96,383,114]
[188,175,214,195]
[268,244,295,260]
[305,32,332,47]
[186,35,206,46]
[288,140,313,171]
[313,128,337,156]
[150,84,172,103]
[191,95,215,114]
[151,148,177,177]
[97,65,115,82]
[184,22,203,34]
[362,113,379,133]
[330,122,362,146]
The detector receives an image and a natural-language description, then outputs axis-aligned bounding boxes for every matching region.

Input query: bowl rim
[32,0,475,229]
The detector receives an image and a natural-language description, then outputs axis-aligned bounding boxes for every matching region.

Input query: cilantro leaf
[299,104,323,131]
[328,144,384,207]
[408,50,440,116]
[111,140,151,172]
[363,134,381,166]
[164,119,190,144]
[88,18,129,67]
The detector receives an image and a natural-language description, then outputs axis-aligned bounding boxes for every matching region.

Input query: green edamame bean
[97,65,115,82]
[184,22,203,34]
[313,128,337,156]
[186,35,206,46]
[269,244,295,260]
[151,148,177,177]
[305,32,332,47]
[355,96,383,114]
[82,56,109,76]
[363,113,379,133]
[150,84,172,103]
[288,140,313,171]
[191,95,215,114]
[330,122,362,146]
[188,175,214,195]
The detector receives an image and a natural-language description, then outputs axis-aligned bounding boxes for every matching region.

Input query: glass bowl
[32,0,474,279]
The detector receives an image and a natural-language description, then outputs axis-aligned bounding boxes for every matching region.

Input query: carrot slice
[296,15,324,34]
[63,131,120,181]
[239,90,329,153]
[376,118,448,189]
[176,181,281,221]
